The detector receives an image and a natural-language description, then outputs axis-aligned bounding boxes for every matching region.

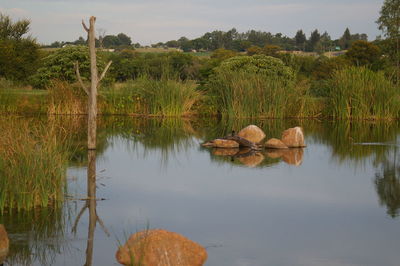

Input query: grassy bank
[0,66,399,120]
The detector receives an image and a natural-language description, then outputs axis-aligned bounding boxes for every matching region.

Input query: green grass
[0,117,70,211]
[326,66,400,120]
[129,76,202,116]
[207,70,296,118]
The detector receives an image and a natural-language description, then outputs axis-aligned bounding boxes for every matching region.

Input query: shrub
[31,46,110,88]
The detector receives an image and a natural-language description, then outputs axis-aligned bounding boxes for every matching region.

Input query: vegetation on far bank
[1,0,400,120]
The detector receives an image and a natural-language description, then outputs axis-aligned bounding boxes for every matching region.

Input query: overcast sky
[1,0,384,45]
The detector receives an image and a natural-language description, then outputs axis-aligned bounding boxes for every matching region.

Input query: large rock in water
[238,125,266,144]
[116,229,207,266]
[0,225,9,264]
[265,138,288,149]
[281,127,306,148]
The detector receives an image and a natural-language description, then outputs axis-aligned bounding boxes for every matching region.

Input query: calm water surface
[2,117,400,266]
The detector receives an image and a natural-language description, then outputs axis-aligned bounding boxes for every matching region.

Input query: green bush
[31,46,110,88]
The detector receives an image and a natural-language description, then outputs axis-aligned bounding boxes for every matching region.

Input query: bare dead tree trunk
[77,16,112,150]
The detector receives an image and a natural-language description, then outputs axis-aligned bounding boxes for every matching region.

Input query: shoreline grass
[0,117,70,211]
[1,65,399,120]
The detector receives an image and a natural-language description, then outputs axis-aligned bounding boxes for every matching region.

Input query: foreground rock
[265,138,288,149]
[238,125,266,144]
[281,127,306,148]
[116,229,207,266]
[0,225,9,264]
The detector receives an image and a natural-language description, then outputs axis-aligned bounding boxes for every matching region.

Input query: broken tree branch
[225,135,260,150]
[72,202,88,235]
[96,213,111,237]
[75,61,89,95]
[97,60,112,86]
[82,20,89,33]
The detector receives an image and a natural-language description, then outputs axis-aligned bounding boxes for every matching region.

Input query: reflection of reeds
[310,120,400,166]
[0,117,69,211]
[1,207,66,266]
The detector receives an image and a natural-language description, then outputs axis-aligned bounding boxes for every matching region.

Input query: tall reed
[134,76,202,116]
[0,117,69,211]
[326,66,400,120]
[47,80,86,115]
[207,70,295,118]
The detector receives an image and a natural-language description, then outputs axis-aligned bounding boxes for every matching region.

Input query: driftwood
[225,135,261,150]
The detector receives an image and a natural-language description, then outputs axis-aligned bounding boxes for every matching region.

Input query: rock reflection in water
[212,147,304,167]
[266,148,304,166]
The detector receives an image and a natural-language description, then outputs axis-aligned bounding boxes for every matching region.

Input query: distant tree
[74,36,86,45]
[231,39,251,51]
[295,30,306,51]
[339,28,352,49]
[178,36,192,52]
[377,0,400,82]
[307,29,321,52]
[97,28,106,49]
[165,40,179,48]
[346,40,381,66]
[103,35,120,47]
[315,31,332,54]
[117,33,132,46]
[0,13,30,40]
[0,13,39,81]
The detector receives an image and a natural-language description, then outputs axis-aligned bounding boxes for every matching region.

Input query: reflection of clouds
[101,139,376,209]
[66,131,400,266]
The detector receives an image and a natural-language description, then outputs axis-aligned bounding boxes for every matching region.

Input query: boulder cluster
[203,125,306,149]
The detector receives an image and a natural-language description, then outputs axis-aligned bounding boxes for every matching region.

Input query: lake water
[2,117,400,266]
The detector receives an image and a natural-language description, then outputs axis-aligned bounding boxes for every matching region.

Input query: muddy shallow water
[2,117,400,266]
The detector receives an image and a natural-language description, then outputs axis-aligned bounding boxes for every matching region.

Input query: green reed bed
[326,66,400,120]
[207,70,296,118]
[100,81,146,115]
[0,117,69,211]
[47,80,86,115]
[133,76,202,116]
